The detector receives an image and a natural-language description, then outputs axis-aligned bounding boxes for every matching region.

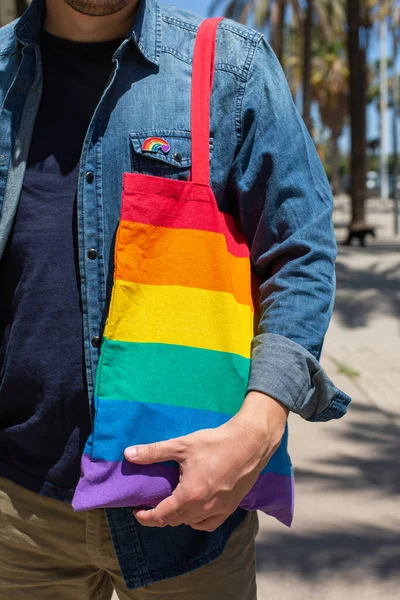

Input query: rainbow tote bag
[72,17,294,527]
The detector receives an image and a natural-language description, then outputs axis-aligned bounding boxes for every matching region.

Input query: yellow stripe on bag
[104,281,254,358]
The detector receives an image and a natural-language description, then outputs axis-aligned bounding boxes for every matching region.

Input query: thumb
[124,438,184,464]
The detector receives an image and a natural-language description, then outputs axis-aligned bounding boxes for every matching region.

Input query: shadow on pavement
[338,242,400,255]
[294,403,400,496]
[255,403,400,581]
[256,527,400,579]
[334,259,400,327]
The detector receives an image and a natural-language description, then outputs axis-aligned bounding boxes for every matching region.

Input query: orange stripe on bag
[115,221,255,309]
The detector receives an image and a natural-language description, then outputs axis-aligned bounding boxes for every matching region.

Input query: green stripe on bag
[97,339,250,415]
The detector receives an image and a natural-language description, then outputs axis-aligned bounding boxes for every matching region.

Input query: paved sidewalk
[326,195,400,422]
[256,196,400,599]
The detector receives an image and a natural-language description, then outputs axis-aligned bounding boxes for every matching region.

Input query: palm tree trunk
[272,0,286,65]
[330,131,341,196]
[303,0,313,132]
[347,0,367,228]
[393,11,400,234]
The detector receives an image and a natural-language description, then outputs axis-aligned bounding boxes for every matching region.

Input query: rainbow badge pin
[142,137,171,155]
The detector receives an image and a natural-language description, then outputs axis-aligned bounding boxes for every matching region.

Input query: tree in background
[212,0,400,236]
[312,44,349,195]
[209,0,302,66]
[287,20,349,195]
[216,0,349,178]
[302,0,314,132]
[311,1,348,194]
[391,2,400,233]
[211,1,331,134]
[347,0,370,229]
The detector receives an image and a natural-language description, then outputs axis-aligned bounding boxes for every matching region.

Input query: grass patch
[331,358,360,379]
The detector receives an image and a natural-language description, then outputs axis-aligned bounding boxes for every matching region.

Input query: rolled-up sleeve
[229,37,351,421]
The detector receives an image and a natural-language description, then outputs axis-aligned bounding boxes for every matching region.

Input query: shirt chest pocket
[129,130,213,181]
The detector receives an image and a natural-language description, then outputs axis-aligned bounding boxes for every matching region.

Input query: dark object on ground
[343,227,376,247]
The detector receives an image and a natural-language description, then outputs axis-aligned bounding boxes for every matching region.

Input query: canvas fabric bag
[72,17,294,527]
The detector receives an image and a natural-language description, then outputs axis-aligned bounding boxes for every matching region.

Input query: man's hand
[124,392,289,532]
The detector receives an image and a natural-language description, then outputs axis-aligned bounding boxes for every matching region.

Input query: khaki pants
[0,477,258,600]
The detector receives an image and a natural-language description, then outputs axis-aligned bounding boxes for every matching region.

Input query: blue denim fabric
[0,0,351,589]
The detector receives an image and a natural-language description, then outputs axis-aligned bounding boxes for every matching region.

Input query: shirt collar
[131,0,161,66]
[15,0,161,66]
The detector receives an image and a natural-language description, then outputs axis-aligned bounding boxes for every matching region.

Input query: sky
[164,0,399,156]
[167,1,208,15]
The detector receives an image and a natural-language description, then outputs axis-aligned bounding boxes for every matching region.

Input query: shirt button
[88,249,98,260]
[173,152,182,163]
[91,336,101,348]
[86,171,94,184]
[0,155,6,165]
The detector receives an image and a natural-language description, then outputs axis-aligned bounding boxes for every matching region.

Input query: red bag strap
[191,17,223,185]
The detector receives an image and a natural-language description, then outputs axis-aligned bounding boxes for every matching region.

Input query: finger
[133,507,190,528]
[190,514,226,532]
[125,438,185,464]
[133,493,184,528]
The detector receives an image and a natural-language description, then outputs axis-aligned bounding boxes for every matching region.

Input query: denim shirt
[0,0,351,589]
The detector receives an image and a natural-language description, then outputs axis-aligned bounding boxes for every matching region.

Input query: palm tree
[314,0,346,41]
[393,6,400,232]
[213,1,329,135]
[254,0,290,64]
[347,0,369,229]
[209,0,302,66]
[312,44,349,194]
[286,33,349,193]
[302,0,314,132]
[302,0,348,136]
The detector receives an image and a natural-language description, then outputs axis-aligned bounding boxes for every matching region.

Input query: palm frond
[254,0,271,28]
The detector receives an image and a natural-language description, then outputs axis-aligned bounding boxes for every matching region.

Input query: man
[0,0,350,598]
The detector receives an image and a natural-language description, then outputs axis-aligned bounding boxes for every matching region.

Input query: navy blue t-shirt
[0,32,121,501]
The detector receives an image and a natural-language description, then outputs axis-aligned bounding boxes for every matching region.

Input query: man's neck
[44,0,140,43]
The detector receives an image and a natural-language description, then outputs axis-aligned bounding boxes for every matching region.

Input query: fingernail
[125,447,137,459]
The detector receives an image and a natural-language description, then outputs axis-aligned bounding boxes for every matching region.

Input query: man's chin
[63,0,133,17]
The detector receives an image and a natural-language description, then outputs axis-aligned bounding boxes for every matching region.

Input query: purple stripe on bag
[73,455,294,526]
